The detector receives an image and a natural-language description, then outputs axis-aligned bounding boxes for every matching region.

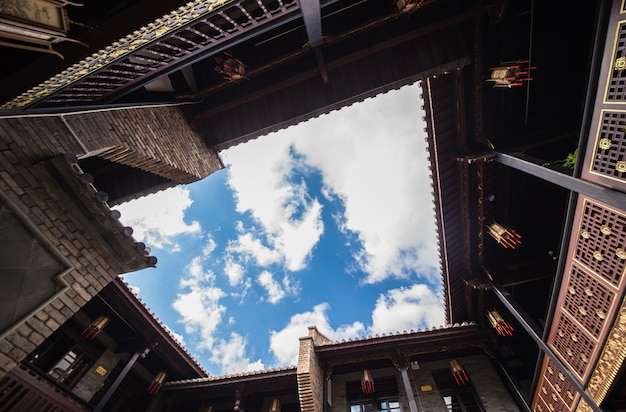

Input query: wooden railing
[0,364,91,411]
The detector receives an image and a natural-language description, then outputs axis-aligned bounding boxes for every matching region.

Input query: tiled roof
[47,153,158,272]
[112,277,209,378]
[165,365,297,386]
[315,321,478,347]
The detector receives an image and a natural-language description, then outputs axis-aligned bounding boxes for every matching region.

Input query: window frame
[26,325,102,390]
[348,398,402,412]
[432,368,486,412]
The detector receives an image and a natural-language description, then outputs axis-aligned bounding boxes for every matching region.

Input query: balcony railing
[0,364,91,412]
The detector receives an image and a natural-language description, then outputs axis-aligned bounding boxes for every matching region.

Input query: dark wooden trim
[494,151,626,211]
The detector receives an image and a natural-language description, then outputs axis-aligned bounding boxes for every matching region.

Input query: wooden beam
[298,0,323,47]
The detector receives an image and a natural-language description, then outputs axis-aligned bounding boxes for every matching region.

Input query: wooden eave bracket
[298,0,328,83]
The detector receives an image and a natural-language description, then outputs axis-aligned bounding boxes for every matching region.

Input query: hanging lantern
[215,52,247,82]
[361,369,375,394]
[147,371,166,394]
[81,316,109,340]
[487,221,522,249]
[270,398,281,412]
[487,309,514,336]
[449,359,469,385]
[234,389,242,411]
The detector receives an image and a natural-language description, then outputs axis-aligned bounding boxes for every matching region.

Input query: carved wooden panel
[574,200,626,287]
[0,0,300,110]
[550,311,595,381]
[562,264,614,339]
[588,110,626,183]
[606,21,626,102]
[533,357,579,412]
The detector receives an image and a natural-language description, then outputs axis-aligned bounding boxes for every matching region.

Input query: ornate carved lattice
[551,312,595,380]
[563,264,614,339]
[606,22,626,101]
[534,358,578,412]
[575,200,626,287]
[590,110,626,180]
[0,0,300,110]
[544,359,578,410]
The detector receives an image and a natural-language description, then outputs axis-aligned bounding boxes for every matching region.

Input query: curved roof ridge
[315,321,477,346]
[113,277,209,377]
[165,365,297,386]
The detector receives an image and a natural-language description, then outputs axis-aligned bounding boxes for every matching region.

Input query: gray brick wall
[328,355,520,411]
[0,105,220,377]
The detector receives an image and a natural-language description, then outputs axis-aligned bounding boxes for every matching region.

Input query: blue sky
[117,83,444,376]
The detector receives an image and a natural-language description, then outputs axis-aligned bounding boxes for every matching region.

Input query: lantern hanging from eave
[361,368,375,394]
[147,371,167,394]
[487,221,522,249]
[234,389,242,411]
[215,52,247,82]
[270,398,281,412]
[449,359,469,385]
[487,309,514,336]
[81,316,109,340]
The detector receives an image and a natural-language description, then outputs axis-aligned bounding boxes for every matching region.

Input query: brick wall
[327,355,520,412]
[329,367,401,411]
[411,355,521,412]
[297,327,332,412]
[64,106,222,183]
[0,107,209,376]
[1,106,222,184]
[0,152,124,375]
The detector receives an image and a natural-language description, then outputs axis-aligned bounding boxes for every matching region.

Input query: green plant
[561,148,578,170]
[542,148,578,170]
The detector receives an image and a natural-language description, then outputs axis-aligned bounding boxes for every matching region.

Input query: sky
[117,82,444,377]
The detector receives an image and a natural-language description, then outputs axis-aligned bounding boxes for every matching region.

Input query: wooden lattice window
[575,201,626,287]
[607,22,626,101]
[590,110,626,179]
[550,312,595,380]
[542,359,578,409]
[563,264,614,339]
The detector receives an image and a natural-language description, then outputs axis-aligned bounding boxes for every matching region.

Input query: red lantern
[487,309,514,336]
[361,369,375,394]
[147,371,166,394]
[487,222,522,249]
[81,316,109,340]
[449,359,469,385]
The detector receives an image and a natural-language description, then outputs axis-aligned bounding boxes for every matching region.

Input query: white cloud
[220,84,438,284]
[227,233,281,267]
[267,284,444,367]
[370,284,445,335]
[172,256,226,350]
[257,270,285,304]
[203,237,217,256]
[116,186,201,251]
[289,85,439,284]
[210,332,265,375]
[221,135,324,272]
[269,303,365,365]
[224,258,244,286]
[126,283,140,296]
[163,325,185,347]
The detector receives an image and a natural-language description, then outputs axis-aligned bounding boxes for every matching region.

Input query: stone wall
[64,106,222,183]
[297,326,333,412]
[0,105,215,376]
[328,355,520,412]
[0,153,125,375]
[412,355,520,411]
[1,105,222,183]
[328,367,401,411]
